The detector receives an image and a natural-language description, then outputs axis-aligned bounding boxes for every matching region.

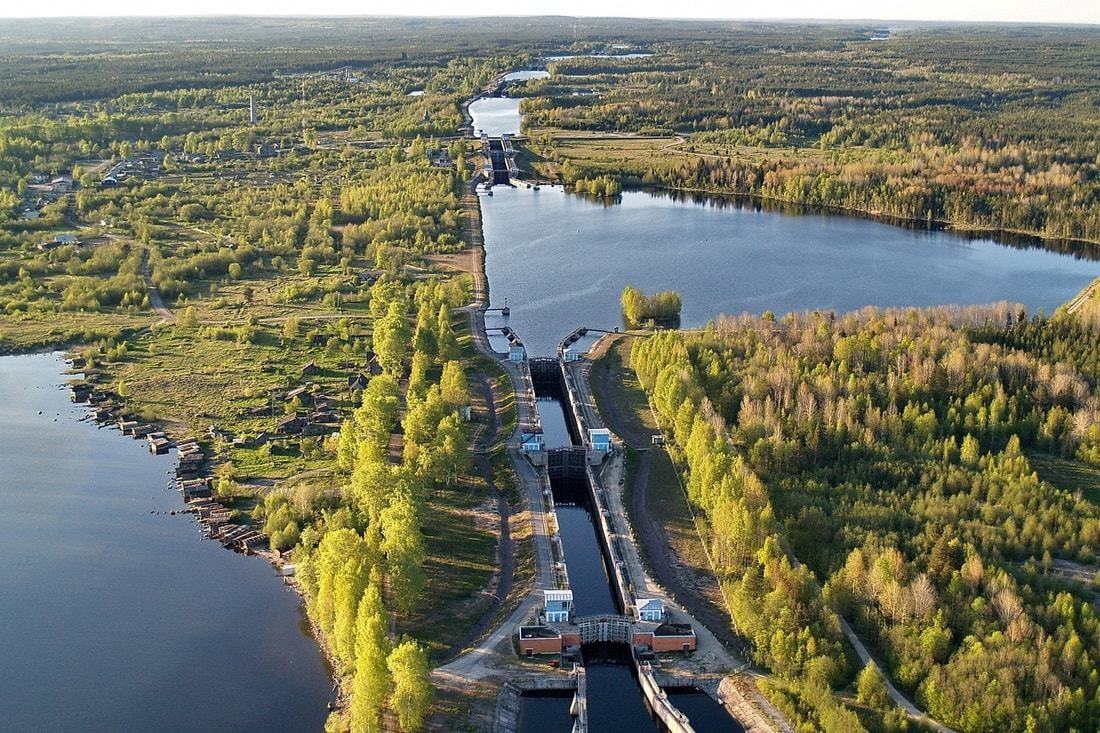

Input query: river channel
[0,353,332,732]
[479,68,1099,731]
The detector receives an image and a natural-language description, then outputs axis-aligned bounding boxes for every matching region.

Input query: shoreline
[59,351,346,711]
[639,181,1100,252]
[516,133,1100,253]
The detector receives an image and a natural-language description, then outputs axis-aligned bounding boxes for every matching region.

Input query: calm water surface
[504,69,551,82]
[585,662,658,733]
[0,353,331,732]
[469,97,522,137]
[666,689,746,733]
[536,397,573,449]
[482,187,1100,355]
[518,692,574,733]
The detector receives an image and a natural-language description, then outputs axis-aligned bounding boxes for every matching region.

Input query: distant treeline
[524,25,1100,243]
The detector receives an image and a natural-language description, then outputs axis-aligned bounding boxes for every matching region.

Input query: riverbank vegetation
[0,24,529,730]
[519,25,1100,244]
[620,285,682,328]
[570,173,621,197]
[630,305,1100,732]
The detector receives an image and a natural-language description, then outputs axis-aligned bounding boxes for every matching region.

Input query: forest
[2,15,1100,733]
[0,27,518,731]
[519,25,1100,243]
[630,305,1100,732]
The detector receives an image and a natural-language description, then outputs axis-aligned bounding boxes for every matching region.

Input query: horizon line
[0,14,1097,27]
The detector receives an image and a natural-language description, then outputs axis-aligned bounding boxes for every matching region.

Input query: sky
[0,1,1096,24]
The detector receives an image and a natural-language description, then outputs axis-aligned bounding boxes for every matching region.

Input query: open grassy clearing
[1028,451,1100,504]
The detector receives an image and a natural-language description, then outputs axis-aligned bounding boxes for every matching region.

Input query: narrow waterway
[531,384,657,733]
[517,691,574,733]
[0,353,332,732]
[666,689,746,733]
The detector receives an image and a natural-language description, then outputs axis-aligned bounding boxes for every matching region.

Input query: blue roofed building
[636,598,664,623]
[543,589,573,624]
[589,428,612,453]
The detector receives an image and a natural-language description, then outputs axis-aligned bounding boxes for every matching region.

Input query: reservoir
[482,186,1100,355]
[477,75,1098,730]
[0,353,332,732]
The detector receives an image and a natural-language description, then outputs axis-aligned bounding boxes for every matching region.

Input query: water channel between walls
[479,66,1098,732]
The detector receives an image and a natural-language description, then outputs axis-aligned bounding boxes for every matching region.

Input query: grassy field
[404,480,498,657]
[1028,451,1100,504]
[591,338,716,594]
[521,129,838,184]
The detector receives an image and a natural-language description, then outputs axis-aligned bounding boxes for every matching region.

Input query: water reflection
[0,353,332,731]
[482,186,1099,356]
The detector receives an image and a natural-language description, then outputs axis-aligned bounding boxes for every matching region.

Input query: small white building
[562,347,580,362]
[589,428,612,453]
[521,431,544,454]
[636,598,664,623]
[544,589,574,624]
[509,341,526,362]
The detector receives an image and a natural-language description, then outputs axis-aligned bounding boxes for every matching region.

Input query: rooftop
[654,622,695,637]
[520,626,562,640]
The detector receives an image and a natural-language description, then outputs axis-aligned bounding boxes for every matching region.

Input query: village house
[49,175,73,193]
[286,385,314,406]
[276,413,305,435]
[38,232,79,251]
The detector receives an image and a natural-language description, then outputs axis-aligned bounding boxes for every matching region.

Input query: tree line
[630,305,1100,732]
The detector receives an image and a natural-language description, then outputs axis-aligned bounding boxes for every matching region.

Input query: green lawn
[1028,451,1100,504]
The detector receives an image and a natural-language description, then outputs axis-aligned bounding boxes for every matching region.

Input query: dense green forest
[631,306,1100,732]
[520,25,1100,242]
[0,24,517,731]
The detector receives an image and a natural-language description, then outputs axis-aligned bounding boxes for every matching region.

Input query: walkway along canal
[518,339,743,732]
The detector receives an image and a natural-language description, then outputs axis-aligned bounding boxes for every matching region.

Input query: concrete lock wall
[638,664,696,733]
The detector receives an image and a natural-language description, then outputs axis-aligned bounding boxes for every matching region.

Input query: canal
[477,66,1099,732]
[0,353,332,732]
[532,378,659,733]
[530,371,741,732]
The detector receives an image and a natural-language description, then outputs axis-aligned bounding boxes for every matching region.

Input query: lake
[481,187,1100,356]
[0,353,332,732]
